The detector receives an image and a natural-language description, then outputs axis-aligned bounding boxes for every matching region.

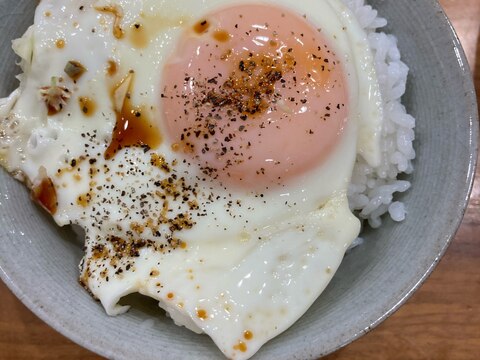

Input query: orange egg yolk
[161,4,348,188]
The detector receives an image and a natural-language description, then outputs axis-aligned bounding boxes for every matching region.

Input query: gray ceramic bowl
[0,0,477,359]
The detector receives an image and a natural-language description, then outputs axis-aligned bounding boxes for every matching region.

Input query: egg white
[0,0,383,359]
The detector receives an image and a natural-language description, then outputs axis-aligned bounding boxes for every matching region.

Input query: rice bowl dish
[0,0,476,359]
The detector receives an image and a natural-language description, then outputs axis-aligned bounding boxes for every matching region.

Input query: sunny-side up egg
[0,0,383,359]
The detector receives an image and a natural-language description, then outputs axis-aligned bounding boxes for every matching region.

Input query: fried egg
[0,0,383,359]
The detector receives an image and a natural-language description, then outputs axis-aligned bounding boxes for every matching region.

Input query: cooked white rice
[344,0,416,228]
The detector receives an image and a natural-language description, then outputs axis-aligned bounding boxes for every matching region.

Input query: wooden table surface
[1,1,479,359]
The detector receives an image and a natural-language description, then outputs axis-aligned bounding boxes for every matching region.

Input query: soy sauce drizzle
[104,71,162,160]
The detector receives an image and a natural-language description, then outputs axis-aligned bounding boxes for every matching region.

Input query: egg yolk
[161,4,348,188]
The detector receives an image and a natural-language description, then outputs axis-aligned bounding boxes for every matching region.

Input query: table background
[1,1,479,359]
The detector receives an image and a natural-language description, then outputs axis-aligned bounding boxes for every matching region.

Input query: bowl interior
[0,0,477,359]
